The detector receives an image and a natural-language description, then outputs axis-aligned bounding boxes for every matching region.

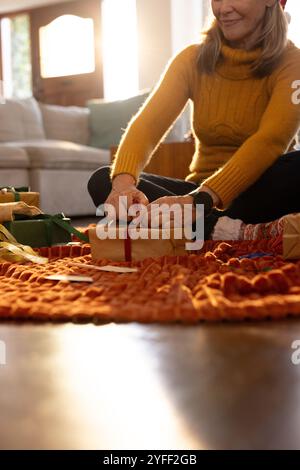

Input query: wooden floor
[1,320,300,449]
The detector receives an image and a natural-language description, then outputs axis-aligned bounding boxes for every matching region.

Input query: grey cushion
[0,145,30,168]
[39,103,90,145]
[4,140,110,170]
[0,97,45,142]
[87,91,150,149]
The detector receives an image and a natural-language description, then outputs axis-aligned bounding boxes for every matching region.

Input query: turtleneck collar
[217,43,262,80]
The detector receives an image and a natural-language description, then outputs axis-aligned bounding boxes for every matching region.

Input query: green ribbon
[50,215,89,244]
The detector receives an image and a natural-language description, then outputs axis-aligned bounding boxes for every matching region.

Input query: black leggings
[88,150,300,235]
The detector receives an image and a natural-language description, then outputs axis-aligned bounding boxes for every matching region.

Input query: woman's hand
[133,194,196,228]
[104,174,149,221]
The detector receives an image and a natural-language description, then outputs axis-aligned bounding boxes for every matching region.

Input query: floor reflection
[55,324,202,449]
[3,320,300,449]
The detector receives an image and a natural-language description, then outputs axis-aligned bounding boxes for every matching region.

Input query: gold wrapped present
[283,214,300,259]
[0,202,42,224]
[0,187,40,208]
[89,225,203,262]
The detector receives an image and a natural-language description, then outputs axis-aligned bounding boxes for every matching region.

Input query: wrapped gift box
[4,214,73,248]
[0,187,40,208]
[90,225,203,262]
[283,214,300,259]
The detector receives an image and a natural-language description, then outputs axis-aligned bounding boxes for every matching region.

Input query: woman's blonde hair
[198,1,289,77]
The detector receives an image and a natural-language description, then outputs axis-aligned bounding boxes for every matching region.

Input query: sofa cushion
[39,103,90,145]
[87,91,150,150]
[0,97,45,142]
[5,140,110,170]
[0,144,29,168]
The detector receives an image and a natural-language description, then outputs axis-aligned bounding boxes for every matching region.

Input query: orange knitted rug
[0,236,300,324]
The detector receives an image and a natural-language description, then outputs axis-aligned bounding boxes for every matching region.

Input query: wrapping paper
[89,226,197,262]
[0,187,40,208]
[283,214,300,259]
[0,202,42,224]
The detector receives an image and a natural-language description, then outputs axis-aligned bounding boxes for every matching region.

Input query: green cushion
[87,91,150,150]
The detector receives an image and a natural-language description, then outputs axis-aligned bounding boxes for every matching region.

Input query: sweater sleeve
[203,48,300,209]
[110,45,197,182]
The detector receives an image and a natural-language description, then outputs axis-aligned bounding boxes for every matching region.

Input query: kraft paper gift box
[0,187,40,208]
[283,214,300,260]
[89,225,203,262]
[3,213,88,248]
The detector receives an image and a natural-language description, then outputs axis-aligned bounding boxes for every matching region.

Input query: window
[39,14,95,78]
[0,14,32,99]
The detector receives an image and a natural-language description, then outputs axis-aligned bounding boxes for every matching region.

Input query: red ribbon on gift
[124,227,132,262]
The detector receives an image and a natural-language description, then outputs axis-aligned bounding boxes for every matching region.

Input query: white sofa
[0,97,190,216]
[0,97,111,216]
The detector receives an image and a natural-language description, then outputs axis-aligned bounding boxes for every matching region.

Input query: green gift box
[3,213,88,248]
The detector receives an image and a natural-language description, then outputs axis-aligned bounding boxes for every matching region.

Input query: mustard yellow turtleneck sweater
[111,41,300,209]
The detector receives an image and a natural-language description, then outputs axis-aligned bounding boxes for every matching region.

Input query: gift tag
[67,261,138,273]
[45,274,93,283]
[99,265,138,273]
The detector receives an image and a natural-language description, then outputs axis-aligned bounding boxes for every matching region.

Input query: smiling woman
[212,0,271,49]
[88,0,300,240]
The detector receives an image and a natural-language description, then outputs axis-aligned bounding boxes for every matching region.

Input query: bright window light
[286,0,300,47]
[102,0,139,100]
[1,15,32,99]
[39,14,95,78]
[1,18,13,98]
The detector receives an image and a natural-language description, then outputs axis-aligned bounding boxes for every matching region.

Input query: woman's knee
[87,165,112,206]
[88,165,111,190]
[268,150,300,176]
[281,149,300,160]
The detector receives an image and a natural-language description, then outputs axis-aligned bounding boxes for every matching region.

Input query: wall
[136,0,173,90]
[0,0,74,15]
[136,0,208,91]
[171,0,203,55]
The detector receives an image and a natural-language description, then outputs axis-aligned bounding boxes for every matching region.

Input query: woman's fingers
[134,191,149,206]
[102,192,194,228]
[103,189,149,221]
[141,195,195,228]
